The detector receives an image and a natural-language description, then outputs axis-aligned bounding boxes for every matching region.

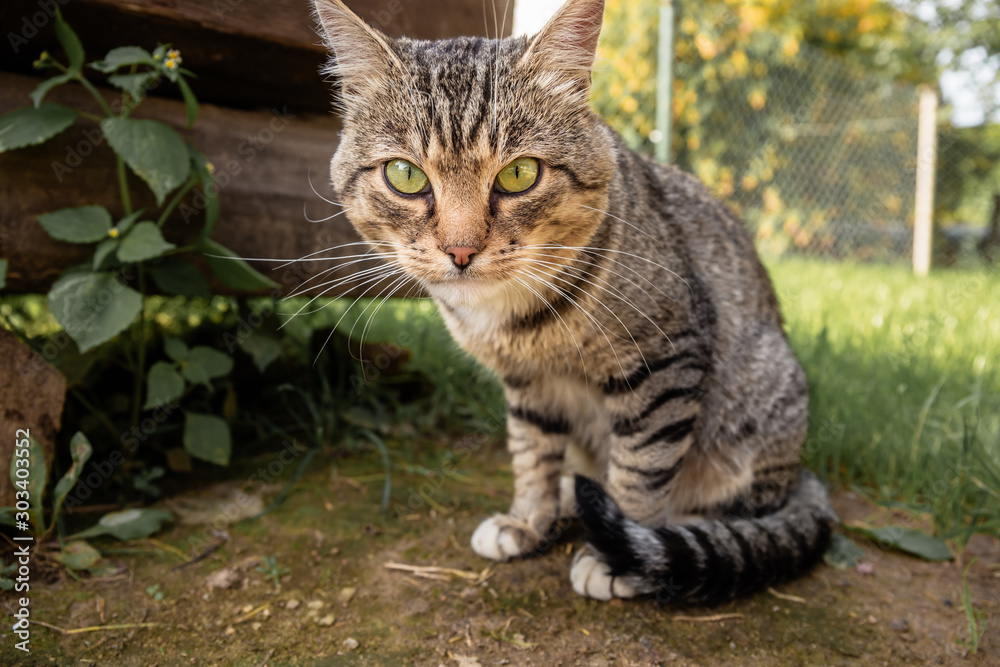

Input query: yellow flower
[165,58,178,70]
[205,162,216,174]
[109,228,120,238]
[167,49,181,59]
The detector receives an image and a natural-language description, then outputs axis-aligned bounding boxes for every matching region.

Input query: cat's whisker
[518,253,677,352]
[516,263,635,393]
[272,241,406,270]
[306,166,347,207]
[521,243,691,297]
[507,273,589,383]
[580,205,659,243]
[516,255,669,352]
[312,269,409,367]
[354,275,413,374]
[280,267,405,331]
[279,267,401,324]
[315,269,410,365]
[519,249,672,303]
[513,264,630,388]
[283,259,396,302]
[303,204,354,224]
[348,273,410,364]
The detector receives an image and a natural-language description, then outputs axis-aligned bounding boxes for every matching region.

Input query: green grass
[336,257,1000,549]
[769,258,1000,546]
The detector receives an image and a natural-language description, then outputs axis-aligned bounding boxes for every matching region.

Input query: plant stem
[69,389,120,443]
[117,157,133,216]
[74,75,114,117]
[130,266,148,427]
[156,178,196,228]
[77,110,103,123]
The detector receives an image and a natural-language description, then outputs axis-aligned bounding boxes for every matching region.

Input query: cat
[313,0,836,604]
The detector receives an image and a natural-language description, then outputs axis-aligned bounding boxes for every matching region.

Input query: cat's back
[610,137,783,337]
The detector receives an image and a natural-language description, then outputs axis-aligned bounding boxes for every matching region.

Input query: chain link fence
[595,18,1000,267]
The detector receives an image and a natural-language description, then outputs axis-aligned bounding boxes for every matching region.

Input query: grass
[322,256,1000,551]
[768,257,1000,547]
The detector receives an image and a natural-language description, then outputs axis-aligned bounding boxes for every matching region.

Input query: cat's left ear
[520,0,605,94]
[313,0,400,98]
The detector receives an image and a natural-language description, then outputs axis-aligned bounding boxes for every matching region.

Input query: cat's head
[315,0,615,307]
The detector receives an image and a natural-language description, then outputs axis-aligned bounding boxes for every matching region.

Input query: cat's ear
[313,0,399,95]
[521,0,605,93]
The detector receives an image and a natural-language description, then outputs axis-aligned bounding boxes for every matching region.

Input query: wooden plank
[0,71,417,298]
[2,0,514,114]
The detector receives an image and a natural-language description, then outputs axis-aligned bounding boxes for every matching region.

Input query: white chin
[424,277,506,308]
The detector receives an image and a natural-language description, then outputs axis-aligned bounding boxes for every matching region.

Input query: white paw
[471,516,524,561]
[570,548,637,600]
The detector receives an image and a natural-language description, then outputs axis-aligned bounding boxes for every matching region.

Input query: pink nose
[445,246,478,268]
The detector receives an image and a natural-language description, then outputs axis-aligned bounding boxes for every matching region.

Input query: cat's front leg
[471,405,569,561]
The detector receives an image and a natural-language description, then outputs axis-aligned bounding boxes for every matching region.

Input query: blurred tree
[592,0,999,259]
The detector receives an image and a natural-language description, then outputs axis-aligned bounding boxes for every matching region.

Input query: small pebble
[241,604,254,614]
[890,618,909,632]
[307,600,325,610]
[224,626,235,636]
[316,614,336,627]
[343,638,359,651]
[286,599,301,610]
[339,587,357,605]
[857,562,875,575]
[251,622,262,632]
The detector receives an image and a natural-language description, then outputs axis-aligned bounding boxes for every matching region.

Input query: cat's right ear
[313,0,399,97]
[520,0,605,95]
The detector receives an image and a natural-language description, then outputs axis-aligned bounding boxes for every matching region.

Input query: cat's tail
[573,469,837,605]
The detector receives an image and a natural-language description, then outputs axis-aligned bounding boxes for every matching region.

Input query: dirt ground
[2,441,998,666]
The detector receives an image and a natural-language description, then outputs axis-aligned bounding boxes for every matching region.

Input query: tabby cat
[313,0,836,604]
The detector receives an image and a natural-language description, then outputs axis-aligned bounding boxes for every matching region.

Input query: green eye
[495,157,540,194]
[385,159,430,195]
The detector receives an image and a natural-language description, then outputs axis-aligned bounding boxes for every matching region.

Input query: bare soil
[2,442,998,666]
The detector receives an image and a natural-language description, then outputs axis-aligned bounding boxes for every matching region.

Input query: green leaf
[183,412,232,466]
[0,578,14,591]
[54,540,102,571]
[0,507,15,526]
[144,361,185,409]
[48,271,143,352]
[823,533,865,570]
[147,259,211,298]
[176,76,199,128]
[0,104,76,151]
[101,117,190,206]
[0,259,7,290]
[116,210,143,236]
[29,73,75,108]
[51,432,93,525]
[39,206,112,243]
[90,46,155,73]
[116,221,176,263]
[164,336,190,362]
[9,436,48,534]
[848,525,953,562]
[240,335,283,373]
[70,508,173,542]
[180,360,211,388]
[92,238,119,270]
[54,10,85,71]
[188,346,234,380]
[107,72,160,102]
[200,239,279,291]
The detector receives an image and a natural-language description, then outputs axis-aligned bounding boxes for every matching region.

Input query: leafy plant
[256,556,291,591]
[0,10,276,468]
[958,558,986,654]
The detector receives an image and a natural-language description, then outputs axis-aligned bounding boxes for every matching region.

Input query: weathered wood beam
[2,0,514,113]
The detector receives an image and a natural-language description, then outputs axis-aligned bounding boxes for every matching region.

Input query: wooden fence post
[913,85,938,277]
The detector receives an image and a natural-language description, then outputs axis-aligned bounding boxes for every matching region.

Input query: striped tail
[574,469,837,605]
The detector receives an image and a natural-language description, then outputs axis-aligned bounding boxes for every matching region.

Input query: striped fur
[314,0,837,602]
